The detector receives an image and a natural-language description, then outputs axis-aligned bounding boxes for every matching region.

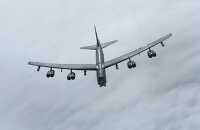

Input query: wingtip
[165,33,172,39]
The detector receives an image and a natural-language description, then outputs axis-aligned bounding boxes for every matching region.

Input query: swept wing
[28,62,97,71]
[103,33,172,68]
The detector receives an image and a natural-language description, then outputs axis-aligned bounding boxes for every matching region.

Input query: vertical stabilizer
[94,25,100,47]
[80,25,117,50]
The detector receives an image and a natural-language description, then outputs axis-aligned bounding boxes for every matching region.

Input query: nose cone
[99,84,106,87]
[98,78,106,87]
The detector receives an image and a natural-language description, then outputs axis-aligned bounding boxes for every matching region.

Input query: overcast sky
[0,0,200,130]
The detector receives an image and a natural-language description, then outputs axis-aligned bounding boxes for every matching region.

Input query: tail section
[80,44,97,50]
[101,40,118,48]
[80,25,118,50]
[80,40,118,50]
[94,25,100,47]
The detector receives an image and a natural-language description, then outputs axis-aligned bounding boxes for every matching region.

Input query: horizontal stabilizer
[80,40,118,50]
[80,44,97,50]
[101,40,118,48]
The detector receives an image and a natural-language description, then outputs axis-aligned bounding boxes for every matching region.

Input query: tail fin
[80,25,118,50]
[94,25,100,47]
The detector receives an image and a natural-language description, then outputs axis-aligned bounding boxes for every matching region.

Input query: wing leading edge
[103,33,172,68]
[28,62,97,71]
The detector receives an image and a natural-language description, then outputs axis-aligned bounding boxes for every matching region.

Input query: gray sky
[0,0,200,130]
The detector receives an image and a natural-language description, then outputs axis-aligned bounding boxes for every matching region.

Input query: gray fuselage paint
[96,43,106,87]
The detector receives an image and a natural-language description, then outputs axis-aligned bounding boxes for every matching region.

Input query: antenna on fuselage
[94,25,100,47]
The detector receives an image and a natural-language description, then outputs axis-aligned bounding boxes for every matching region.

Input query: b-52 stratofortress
[28,26,172,87]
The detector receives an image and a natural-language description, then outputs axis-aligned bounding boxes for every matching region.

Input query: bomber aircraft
[28,26,172,87]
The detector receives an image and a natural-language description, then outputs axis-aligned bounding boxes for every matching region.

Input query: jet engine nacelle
[67,72,76,80]
[46,69,55,78]
[127,60,136,69]
[147,49,156,58]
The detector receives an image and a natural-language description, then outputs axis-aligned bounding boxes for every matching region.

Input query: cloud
[0,0,200,130]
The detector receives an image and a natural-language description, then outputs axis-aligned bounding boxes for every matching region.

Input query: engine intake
[147,49,156,58]
[67,71,76,80]
[46,69,55,78]
[127,59,136,69]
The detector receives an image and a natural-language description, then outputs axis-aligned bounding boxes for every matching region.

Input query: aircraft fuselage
[96,44,106,87]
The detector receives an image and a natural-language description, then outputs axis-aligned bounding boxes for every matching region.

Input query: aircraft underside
[28,25,172,87]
